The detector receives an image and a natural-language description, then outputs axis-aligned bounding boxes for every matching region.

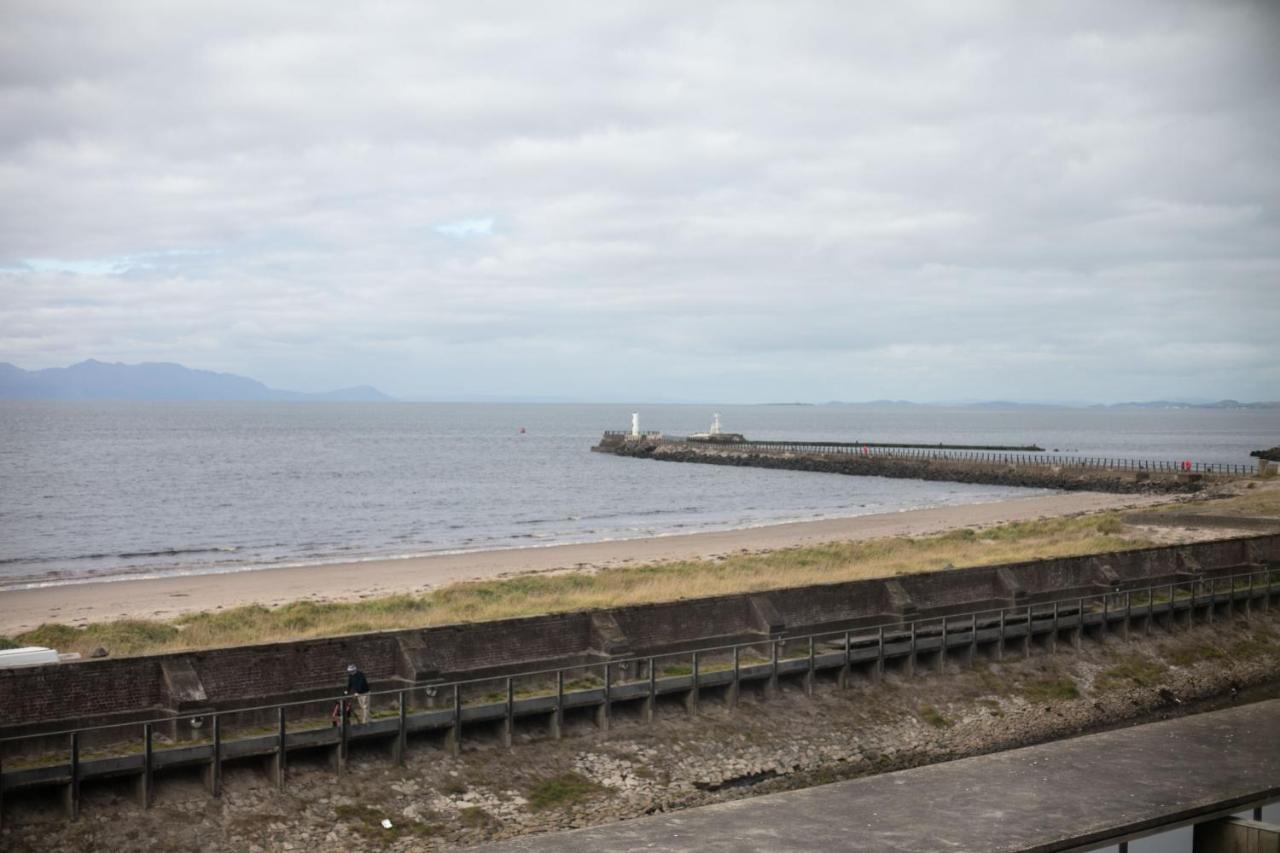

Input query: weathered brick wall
[1195,537,1265,567]
[0,657,165,728]
[1003,554,1110,596]
[192,634,404,700]
[897,567,1007,610]
[765,581,890,627]
[419,612,594,673]
[611,597,757,650]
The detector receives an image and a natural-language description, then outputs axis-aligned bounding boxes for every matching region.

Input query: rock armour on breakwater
[606,442,1205,494]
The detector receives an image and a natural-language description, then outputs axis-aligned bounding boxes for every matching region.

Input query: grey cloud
[1,0,1277,402]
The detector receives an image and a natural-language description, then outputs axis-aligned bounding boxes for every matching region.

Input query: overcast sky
[2,1,1278,403]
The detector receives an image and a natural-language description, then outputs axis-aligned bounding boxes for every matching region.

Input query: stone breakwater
[600,440,1208,494]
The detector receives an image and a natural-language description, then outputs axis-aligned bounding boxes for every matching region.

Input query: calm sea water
[0,402,1275,588]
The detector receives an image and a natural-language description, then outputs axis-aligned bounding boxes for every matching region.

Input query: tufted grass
[1095,658,1168,691]
[918,705,951,728]
[17,514,1154,658]
[1021,677,1080,703]
[526,772,607,811]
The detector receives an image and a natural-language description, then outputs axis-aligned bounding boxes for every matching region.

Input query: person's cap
[346,664,357,673]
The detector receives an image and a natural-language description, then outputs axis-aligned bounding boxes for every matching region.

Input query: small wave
[0,545,243,566]
[0,483,1056,592]
[565,506,704,523]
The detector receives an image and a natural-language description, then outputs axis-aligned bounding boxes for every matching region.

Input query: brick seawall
[1,534,1276,737]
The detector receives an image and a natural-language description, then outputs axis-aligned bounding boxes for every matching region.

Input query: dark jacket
[346,670,370,694]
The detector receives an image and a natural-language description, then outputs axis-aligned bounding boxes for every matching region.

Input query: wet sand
[0,492,1172,635]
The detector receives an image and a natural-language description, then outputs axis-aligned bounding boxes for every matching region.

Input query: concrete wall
[1,533,1275,734]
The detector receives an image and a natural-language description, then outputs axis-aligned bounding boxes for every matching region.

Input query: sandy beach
[0,491,1180,636]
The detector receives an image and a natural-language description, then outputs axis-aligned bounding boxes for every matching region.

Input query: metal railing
[3,565,1276,821]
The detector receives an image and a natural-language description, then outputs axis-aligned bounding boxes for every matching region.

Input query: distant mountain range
[0,360,395,402]
[818,399,1279,410]
[1,361,1274,409]
[1095,400,1280,410]
[819,399,1280,409]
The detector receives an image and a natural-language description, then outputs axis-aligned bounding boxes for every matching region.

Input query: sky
[1,1,1278,404]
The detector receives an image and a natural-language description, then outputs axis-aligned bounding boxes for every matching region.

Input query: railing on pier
[682,440,1256,477]
[3,566,1277,821]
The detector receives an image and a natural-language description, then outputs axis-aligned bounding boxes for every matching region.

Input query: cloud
[0,1,1277,401]
[434,218,495,239]
[10,249,216,276]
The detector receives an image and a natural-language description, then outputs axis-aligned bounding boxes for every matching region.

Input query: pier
[594,430,1259,493]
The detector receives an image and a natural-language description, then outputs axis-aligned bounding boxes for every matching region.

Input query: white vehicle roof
[0,646,61,668]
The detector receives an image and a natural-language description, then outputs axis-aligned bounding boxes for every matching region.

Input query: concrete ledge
[160,659,207,710]
[475,699,1280,853]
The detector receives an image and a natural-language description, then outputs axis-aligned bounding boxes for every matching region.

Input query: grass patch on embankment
[1020,677,1081,703]
[14,620,181,657]
[1096,658,1168,691]
[1149,479,1280,517]
[526,772,608,811]
[333,803,441,841]
[16,514,1156,658]
[918,705,951,728]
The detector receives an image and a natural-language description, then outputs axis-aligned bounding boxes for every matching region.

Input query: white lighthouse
[630,412,640,438]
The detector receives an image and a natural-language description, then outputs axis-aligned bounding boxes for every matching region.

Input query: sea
[0,402,1275,590]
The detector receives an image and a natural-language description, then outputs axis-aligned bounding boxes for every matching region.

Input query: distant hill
[818,399,1279,410]
[0,360,395,402]
[820,400,1076,409]
[1098,400,1280,410]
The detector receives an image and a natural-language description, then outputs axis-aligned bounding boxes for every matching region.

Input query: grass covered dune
[6,514,1155,658]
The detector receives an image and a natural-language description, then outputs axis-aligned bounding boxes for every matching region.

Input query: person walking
[346,663,371,724]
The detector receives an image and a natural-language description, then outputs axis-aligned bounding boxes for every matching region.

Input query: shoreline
[1,492,1060,593]
[0,491,1175,636]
